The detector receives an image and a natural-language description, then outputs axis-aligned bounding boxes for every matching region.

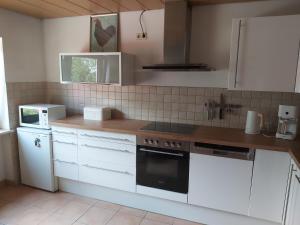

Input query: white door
[17,128,56,191]
[188,153,253,215]
[291,169,300,225]
[249,150,290,223]
[228,15,300,92]
[285,162,300,225]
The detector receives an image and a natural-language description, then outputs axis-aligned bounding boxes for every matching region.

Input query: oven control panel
[137,136,190,152]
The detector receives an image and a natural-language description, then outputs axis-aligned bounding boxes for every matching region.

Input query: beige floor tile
[0,185,203,225]
[54,191,76,200]
[173,218,203,225]
[78,206,116,225]
[145,212,174,224]
[12,189,53,206]
[0,202,28,224]
[72,195,97,205]
[107,212,143,225]
[32,196,71,213]
[9,206,51,225]
[38,214,76,225]
[95,200,121,211]
[55,199,91,221]
[119,206,147,217]
[0,185,33,202]
[140,219,170,225]
[0,199,8,207]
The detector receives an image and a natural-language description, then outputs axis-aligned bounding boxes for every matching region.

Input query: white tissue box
[84,107,111,121]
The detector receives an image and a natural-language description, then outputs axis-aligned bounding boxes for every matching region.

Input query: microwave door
[20,108,40,127]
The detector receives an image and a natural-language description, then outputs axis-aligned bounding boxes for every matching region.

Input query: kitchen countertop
[51,116,300,168]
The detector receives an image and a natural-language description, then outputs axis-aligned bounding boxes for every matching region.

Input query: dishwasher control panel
[192,142,255,161]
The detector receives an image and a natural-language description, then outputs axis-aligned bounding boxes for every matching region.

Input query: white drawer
[52,126,77,137]
[78,129,136,145]
[53,132,77,144]
[54,160,78,180]
[53,135,77,163]
[78,139,135,166]
[79,162,136,192]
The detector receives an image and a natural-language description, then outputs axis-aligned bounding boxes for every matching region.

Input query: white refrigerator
[17,127,57,192]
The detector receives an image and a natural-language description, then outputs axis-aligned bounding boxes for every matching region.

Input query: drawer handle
[53,140,77,146]
[80,133,132,143]
[53,130,76,135]
[82,164,132,176]
[296,175,300,184]
[54,159,77,165]
[81,144,132,153]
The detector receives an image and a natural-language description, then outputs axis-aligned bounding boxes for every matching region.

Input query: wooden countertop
[51,116,300,168]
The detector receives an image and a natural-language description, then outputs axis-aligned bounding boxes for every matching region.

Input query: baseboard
[0,180,5,187]
[0,179,19,187]
[58,178,279,225]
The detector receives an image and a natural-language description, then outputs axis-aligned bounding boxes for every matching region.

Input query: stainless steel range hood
[143,0,212,71]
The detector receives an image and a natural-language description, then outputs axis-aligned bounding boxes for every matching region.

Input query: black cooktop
[140,122,198,135]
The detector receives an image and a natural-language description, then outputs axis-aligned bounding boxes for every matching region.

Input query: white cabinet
[60,52,134,85]
[249,149,291,223]
[79,162,136,193]
[52,126,79,180]
[52,126,77,137]
[78,139,136,166]
[78,129,136,145]
[78,129,136,192]
[188,153,253,215]
[53,134,77,163]
[51,126,137,193]
[285,160,300,225]
[54,160,78,181]
[228,15,300,92]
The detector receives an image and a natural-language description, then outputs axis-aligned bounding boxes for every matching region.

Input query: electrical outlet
[136,33,147,40]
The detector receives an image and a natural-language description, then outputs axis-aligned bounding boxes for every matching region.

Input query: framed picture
[90,13,118,52]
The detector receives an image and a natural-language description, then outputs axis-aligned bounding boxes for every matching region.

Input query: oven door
[137,145,189,193]
[19,107,41,128]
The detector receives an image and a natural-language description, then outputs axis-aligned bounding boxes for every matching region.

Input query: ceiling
[0,0,267,19]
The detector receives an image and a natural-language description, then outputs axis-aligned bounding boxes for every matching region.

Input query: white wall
[0,140,5,182]
[43,10,164,83]
[0,38,9,129]
[0,8,45,82]
[43,0,300,87]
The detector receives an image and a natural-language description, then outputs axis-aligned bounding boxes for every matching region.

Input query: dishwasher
[188,142,255,215]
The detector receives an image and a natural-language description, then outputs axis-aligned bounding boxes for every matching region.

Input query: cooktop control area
[137,136,190,152]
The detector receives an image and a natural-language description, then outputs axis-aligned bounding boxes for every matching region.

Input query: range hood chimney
[143,0,212,71]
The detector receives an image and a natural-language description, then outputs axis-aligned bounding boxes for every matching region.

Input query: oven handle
[139,148,184,157]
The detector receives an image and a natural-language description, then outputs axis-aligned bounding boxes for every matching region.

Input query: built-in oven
[136,137,190,194]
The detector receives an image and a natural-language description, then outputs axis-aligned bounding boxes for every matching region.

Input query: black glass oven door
[137,146,189,193]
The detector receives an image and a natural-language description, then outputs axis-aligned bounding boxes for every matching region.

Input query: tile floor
[0,185,203,225]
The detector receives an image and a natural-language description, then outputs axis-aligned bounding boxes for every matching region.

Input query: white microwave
[19,104,66,129]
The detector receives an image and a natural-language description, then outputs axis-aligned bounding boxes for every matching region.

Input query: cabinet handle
[53,140,77,145]
[294,39,300,92]
[80,133,132,143]
[234,19,243,88]
[54,159,77,165]
[81,144,132,153]
[139,148,184,157]
[53,130,76,135]
[296,175,300,184]
[82,164,132,176]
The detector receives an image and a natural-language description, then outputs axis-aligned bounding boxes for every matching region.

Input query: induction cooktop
[140,122,198,135]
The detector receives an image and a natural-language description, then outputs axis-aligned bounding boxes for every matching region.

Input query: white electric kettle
[245,111,263,134]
